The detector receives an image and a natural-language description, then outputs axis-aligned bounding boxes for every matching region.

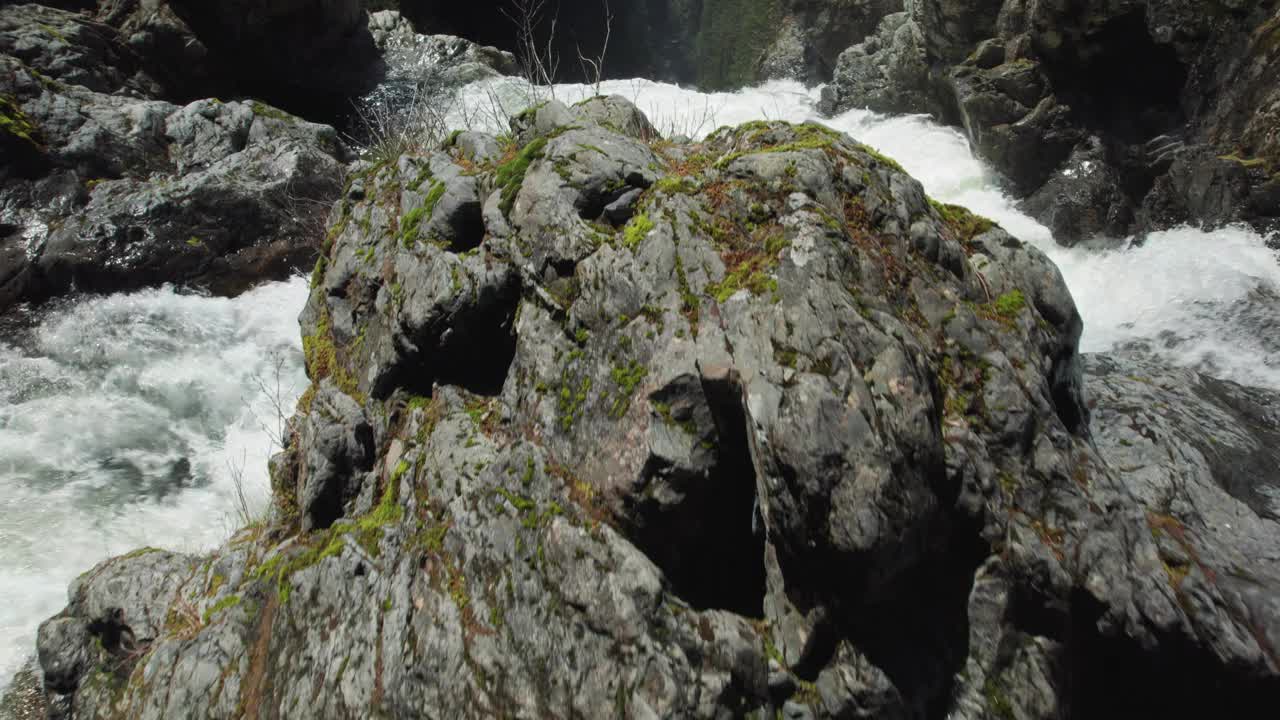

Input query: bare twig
[648,96,722,140]
[249,352,293,450]
[226,351,296,530]
[346,67,457,164]
[576,0,612,97]
[502,0,560,102]
[227,449,254,529]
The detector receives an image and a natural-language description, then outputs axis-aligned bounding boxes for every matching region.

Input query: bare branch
[503,0,561,102]
[576,0,612,96]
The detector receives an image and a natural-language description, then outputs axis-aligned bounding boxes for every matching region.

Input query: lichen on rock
[29,94,1280,719]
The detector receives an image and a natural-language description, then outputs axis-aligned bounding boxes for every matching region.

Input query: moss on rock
[0,93,42,148]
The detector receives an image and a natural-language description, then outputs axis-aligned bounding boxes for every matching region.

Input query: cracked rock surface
[31,97,1280,719]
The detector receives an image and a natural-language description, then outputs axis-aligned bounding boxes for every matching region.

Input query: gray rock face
[1022,136,1134,244]
[0,3,351,311]
[297,381,376,532]
[821,0,1280,238]
[27,98,1280,719]
[0,3,161,98]
[818,12,939,117]
[1074,351,1280,717]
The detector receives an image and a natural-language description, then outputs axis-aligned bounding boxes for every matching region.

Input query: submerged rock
[27,97,1280,719]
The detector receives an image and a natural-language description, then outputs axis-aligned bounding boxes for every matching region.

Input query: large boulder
[30,98,1280,719]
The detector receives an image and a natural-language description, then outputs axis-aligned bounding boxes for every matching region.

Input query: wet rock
[0,3,161,97]
[4,85,346,303]
[1074,350,1280,717]
[369,10,517,87]
[949,57,1080,196]
[0,659,46,720]
[818,12,938,117]
[1022,136,1134,244]
[1138,144,1280,234]
[0,4,353,311]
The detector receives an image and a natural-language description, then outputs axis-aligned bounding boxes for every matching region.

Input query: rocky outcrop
[0,2,358,311]
[818,11,940,118]
[0,59,349,308]
[0,660,44,720]
[29,97,1280,718]
[1073,351,1280,717]
[368,10,517,85]
[822,0,1280,243]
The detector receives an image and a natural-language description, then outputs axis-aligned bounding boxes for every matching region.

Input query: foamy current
[0,278,308,683]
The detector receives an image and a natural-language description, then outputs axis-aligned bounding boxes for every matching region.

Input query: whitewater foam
[0,278,308,684]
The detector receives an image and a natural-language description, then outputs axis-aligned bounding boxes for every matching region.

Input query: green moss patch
[301,310,363,404]
[250,101,292,121]
[860,143,906,173]
[622,212,654,251]
[0,94,42,148]
[609,361,647,418]
[495,136,548,216]
[994,289,1026,319]
[256,477,405,603]
[707,254,778,302]
[202,595,242,624]
[931,199,995,243]
[401,181,448,248]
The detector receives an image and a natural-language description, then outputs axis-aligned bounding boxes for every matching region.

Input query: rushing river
[1,76,1278,686]
[0,278,309,683]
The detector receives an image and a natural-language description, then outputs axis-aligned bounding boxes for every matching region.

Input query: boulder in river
[29,97,1280,719]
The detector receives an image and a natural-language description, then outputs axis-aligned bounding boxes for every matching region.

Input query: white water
[0,278,308,684]
[2,74,1277,689]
